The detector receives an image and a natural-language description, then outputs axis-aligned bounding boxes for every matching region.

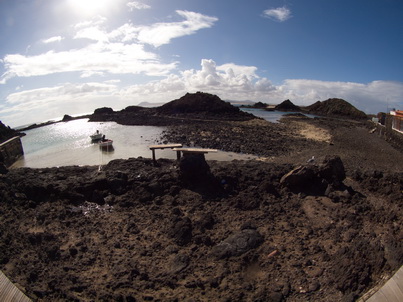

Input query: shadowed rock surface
[1,94,403,301]
[305,98,367,119]
[0,121,21,143]
[0,154,402,301]
[275,99,301,112]
[89,92,255,126]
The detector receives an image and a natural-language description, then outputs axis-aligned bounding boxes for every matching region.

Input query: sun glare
[67,0,114,16]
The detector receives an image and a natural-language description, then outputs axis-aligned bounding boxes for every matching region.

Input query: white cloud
[2,56,402,127]
[1,82,121,126]
[134,10,218,47]
[74,16,107,29]
[81,70,106,78]
[118,60,403,115]
[42,36,64,44]
[0,10,217,84]
[96,10,218,47]
[127,1,150,11]
[74,26,109,42]
[1,42,177,81]
[6,82,117,105]
[263,7,292,22]
[121,59,277,102]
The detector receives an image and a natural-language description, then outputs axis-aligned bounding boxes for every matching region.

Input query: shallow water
[241,108,316,122]
[12,119,256,168]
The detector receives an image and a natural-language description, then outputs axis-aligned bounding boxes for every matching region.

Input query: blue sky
[1,0,402,127]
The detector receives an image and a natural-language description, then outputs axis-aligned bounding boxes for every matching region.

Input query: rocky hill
[90,92,255,125]
[0,121,20,144]
[305,98,367,119]
[157,92,253,120]
[275,100,301,112]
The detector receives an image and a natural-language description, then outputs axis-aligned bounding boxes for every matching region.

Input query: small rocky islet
[0,92,402,301]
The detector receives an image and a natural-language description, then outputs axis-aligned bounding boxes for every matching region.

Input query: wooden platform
[172,148,218,154]
[149,144,183,163]
[0,271,31,302]
[173,148,218,160]
[149,144,183,150]
[359,266,403,302]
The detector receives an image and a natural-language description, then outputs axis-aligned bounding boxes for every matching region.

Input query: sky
[0,0,402,127]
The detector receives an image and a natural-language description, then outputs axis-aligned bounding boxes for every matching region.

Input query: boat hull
[99,140,113,147]
[90,133,103,140]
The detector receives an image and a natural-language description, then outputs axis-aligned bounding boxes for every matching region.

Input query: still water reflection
[12,119,256,168]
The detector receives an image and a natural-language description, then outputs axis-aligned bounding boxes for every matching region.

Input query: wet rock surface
[0,152,402,301]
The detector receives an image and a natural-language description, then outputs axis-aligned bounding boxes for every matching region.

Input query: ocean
[11,109,302,168]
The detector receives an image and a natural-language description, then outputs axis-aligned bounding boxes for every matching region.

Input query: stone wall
[0,136,24,167]
[376,115,403,151]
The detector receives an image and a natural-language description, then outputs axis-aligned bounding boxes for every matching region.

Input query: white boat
[90,131,103,140]
[99,139,113,147]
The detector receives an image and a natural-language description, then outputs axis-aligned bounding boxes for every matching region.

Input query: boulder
[169,253,190,274]
[280,156,347,195]
[178,153,211,181]
[211,229,263,259]
[0,163,8,175]
[319,155,346,183]
[170,217,193,246]
[280,166,316,194]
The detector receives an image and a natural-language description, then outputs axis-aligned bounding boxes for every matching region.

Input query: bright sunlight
[67,0,115,16]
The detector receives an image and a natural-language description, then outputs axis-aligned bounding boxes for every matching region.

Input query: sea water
[11,110,303,168]
[240,108,316,122]
[12,119,257,168]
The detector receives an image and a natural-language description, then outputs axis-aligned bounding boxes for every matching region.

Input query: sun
[67,0,114,16]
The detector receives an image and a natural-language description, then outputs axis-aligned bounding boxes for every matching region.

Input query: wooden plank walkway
[359,265,403,302]
[149,144,183,163]
[173,148,218,153]
[0,271,31,302]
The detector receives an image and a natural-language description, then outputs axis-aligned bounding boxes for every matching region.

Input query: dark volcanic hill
[157,92,252,120]
[275,99,301,112]
[89,92,255,125]
[0,121,20,144]
[305,98,367,119]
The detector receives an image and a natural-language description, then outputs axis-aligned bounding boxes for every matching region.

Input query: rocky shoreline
[1,93,402,301]
[0,151,402,301]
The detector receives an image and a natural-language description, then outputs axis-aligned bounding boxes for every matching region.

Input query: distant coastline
[14,93,369,133]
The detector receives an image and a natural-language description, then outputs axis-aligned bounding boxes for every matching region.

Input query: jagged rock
[0,163,8,175]
[211,229,263,259]
[62,115,73,122]
[280,165,317,193]
[178,153,211,181]
[319,155,346,183]
[280,156,347,195]
[170,217,193,246]
[0,120,20,144]
[169,254,190,274]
